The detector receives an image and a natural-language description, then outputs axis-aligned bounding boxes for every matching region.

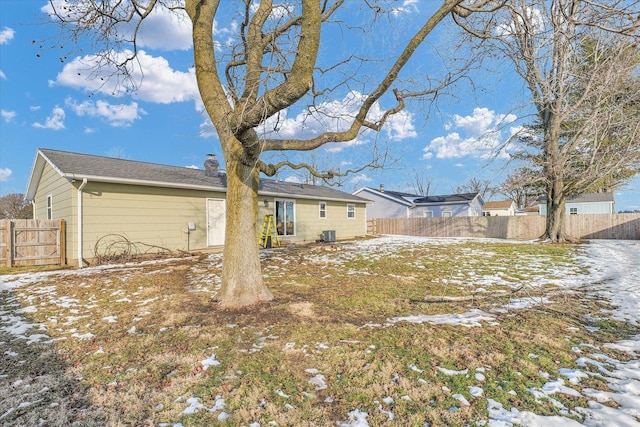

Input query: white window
[319,201,327,219]
[46,195,53,220]
[347,204,355,219]
[569,207,578,215]
[442,211,452,218]
[423,211,433,218]
[275,199,295,236]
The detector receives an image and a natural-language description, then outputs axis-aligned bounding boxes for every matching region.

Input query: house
[411,192,484,218]
[537,193,615,215]
[352,185,422,219]
[482,200,516,216]
[354,186,484,218]
[25,148,369,266]
[516,205,540,216]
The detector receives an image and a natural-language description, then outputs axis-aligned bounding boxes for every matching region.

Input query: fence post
[5,220,13,268]
[59,219,66,265]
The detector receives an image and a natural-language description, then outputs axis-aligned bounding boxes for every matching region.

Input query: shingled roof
[413,192,480,204]
[26,148,369,204]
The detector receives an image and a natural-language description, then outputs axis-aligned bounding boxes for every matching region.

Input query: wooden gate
[0,219,66,267]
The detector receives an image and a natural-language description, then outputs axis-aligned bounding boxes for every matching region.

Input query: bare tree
[454,0,640,242]
[408,167,437,196]
[497,167,543,209]
[47,0,498,307]
[0,194,33,219]
[455,177,494,201]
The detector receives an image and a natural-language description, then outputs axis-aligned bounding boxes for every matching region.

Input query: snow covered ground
[0,238,639,426]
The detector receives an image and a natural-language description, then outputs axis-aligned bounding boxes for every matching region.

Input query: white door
[207,198,226,246]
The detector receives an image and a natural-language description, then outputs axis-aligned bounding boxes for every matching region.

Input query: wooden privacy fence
[0,219,66,267]
[368,213,640,240]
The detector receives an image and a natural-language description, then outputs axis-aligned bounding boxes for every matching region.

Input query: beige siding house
[482,200,516,216]
[25,149,368,266]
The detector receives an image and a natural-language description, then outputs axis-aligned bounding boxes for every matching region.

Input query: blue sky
[1,0,638,211]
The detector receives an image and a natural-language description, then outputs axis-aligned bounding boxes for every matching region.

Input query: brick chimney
[204,154,219,177]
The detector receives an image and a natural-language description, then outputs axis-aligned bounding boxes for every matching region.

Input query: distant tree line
[0,193,33,219]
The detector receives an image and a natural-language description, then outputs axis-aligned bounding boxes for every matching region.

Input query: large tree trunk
[217,156,274,308]
[545,179,566,242]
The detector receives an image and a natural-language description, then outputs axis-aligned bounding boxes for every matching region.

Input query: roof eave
[25,149,66,202]
[353,187,414,206]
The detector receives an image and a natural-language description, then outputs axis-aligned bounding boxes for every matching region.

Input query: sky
[0,0,638,211]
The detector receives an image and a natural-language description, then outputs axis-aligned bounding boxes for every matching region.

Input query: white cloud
[55,50,199,104]
[136,6,192,50]
[185,165,200,170]
[260,91,417,152]
[84,127,96,134]
[423,107,518,159]
[0,168,12,182]
[66,98,146,127]
[391,0,420,16]
[30,106,41,111]
[495,5,545,37]
[33,106,65,130]
[284,176,302,183]
[0,27,15,44]
[1,110,16,123]
[350,173,373,186]
[0,70,6,80]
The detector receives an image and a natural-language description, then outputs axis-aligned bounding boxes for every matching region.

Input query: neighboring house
[355,187,484,218]
[482,200,516,216]
[516,205,540,216]
[412,192,484,218]
[352,185,422,219]
[536,193,615,215]
[25,148,369,266]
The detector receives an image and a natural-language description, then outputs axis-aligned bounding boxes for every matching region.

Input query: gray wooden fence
[368,213,640,240]
[0,219,66,267]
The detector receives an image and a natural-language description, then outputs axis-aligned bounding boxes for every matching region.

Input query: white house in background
[352,185,423,218]
[537,193,615,215]
[411,192,484,217]
[355,187,484,218]
[482,200,516,216]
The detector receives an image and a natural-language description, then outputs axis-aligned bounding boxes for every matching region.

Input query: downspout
[77,178,88,268]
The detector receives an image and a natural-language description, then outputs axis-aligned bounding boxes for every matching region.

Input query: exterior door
[207,198,226,246]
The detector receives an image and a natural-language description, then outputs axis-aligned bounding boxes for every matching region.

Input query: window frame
[442,210,452,218]
[319,201,327,219]
[347,204,356,219]
[46,195,53,220]
[275,199,296,236]
[423,210,434,218]
[569,207,578,215]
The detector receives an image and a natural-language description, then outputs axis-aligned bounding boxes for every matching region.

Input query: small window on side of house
[46,195,53,220]
[319,201,327,219]
[569,207,578,215]
[423,211,433,218]
[442,211,452,218]
[347,204,355,219]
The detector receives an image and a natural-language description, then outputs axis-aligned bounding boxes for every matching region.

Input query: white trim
[275,199,296,236]
[46,194,53,220]
[347,203,356,219]
[319,201,327,219]
[77,179,88,268]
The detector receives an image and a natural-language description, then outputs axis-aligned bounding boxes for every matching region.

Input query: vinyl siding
[79,181,225,261]
[258,198,367,242]
[539,201,614,215]
[32,163,74,263]
[356,189,410,218]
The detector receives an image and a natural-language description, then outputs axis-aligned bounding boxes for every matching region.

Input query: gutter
[77,178,88,268]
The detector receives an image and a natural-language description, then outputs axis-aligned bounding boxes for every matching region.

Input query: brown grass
[1,238,636,426]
